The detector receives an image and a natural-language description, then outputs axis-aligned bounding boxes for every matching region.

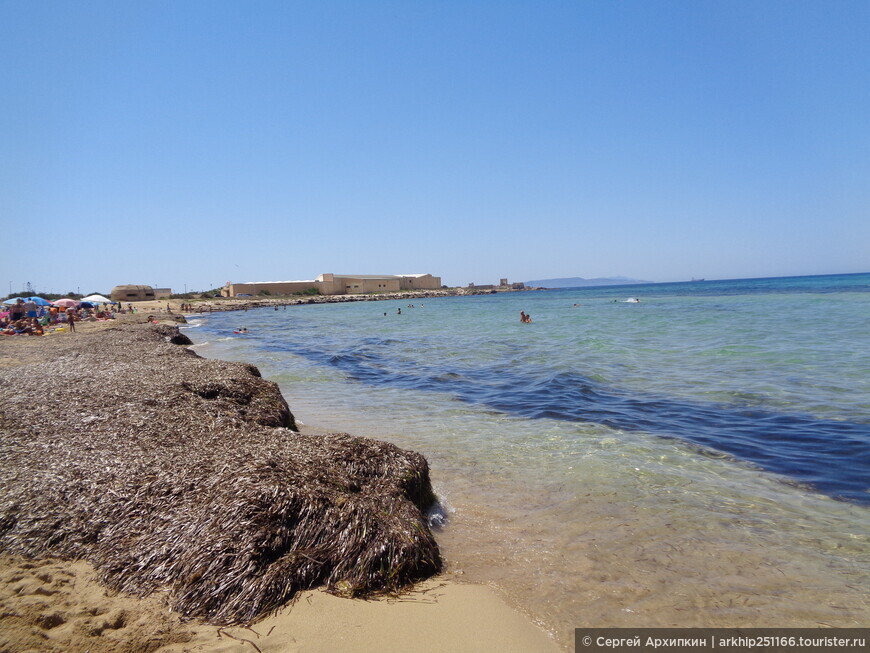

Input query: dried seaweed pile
[0,324,441,624]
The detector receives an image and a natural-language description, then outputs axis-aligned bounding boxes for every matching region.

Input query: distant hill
[525,276,653,288]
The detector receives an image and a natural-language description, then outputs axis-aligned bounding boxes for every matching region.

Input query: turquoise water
[187,273,870,648]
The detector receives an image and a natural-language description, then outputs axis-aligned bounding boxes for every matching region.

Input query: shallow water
[187,274,870,649]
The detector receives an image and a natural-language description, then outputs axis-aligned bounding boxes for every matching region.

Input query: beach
[185,275,870,649]
[0,554,555,653]
[3,276,868,652]
[0,317,558,653]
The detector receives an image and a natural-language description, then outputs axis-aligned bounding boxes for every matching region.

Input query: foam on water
[190,274,870,649]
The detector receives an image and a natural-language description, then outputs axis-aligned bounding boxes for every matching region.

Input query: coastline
[185,286,870,649]
[0,320,557,652]
[125,286,542,315]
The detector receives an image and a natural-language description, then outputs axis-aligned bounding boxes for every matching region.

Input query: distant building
[469,279,524,291]
[153,288,172,299]
[111,285,156,301]
[222,273,442,297]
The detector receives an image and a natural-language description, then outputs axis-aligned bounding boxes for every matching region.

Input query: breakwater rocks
[0,323,441,624]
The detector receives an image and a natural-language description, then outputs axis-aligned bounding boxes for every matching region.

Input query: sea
[185,273,869,650]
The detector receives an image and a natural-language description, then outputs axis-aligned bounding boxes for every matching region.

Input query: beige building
[222,273,442,297]
[111,285,156,301]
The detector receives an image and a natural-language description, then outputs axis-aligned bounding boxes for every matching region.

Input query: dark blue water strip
[268,339,870,505]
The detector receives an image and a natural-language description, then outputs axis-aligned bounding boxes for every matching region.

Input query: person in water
[519,311,532,323]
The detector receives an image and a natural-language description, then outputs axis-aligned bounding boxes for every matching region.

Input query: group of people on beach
[1,316,57,336]
[1,298,119,336]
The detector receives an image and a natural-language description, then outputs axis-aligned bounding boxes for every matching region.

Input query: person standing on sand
[67,310,76,332]
[10,299,25,322]
[23,298,38,319]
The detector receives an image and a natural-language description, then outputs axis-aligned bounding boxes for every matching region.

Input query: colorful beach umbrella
[2,297,26,305]
[26,296,52,306]
[52,298,80,308]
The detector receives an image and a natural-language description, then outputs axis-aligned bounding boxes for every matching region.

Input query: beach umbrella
[52,298,80,308]
[81,294,112,304]
[79,301,94,308]
[26,296,52,306]
[2,297,26,305]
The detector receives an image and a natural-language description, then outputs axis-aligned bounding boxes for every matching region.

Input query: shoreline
[0,321,558,652]
[125,286,543,315]
[185,293,870,649]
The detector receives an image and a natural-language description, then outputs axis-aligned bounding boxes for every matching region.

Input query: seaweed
[0,324,441,624]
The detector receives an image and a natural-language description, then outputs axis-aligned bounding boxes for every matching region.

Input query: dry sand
[0,555,557,653]
[0,320,558,653]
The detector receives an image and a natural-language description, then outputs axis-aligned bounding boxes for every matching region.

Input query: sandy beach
[0,318,557,653]
[0,554,556,653]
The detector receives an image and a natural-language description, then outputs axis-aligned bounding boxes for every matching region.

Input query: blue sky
[2,1,868,293]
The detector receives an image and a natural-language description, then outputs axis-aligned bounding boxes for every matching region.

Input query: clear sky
[2,1,868,294]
